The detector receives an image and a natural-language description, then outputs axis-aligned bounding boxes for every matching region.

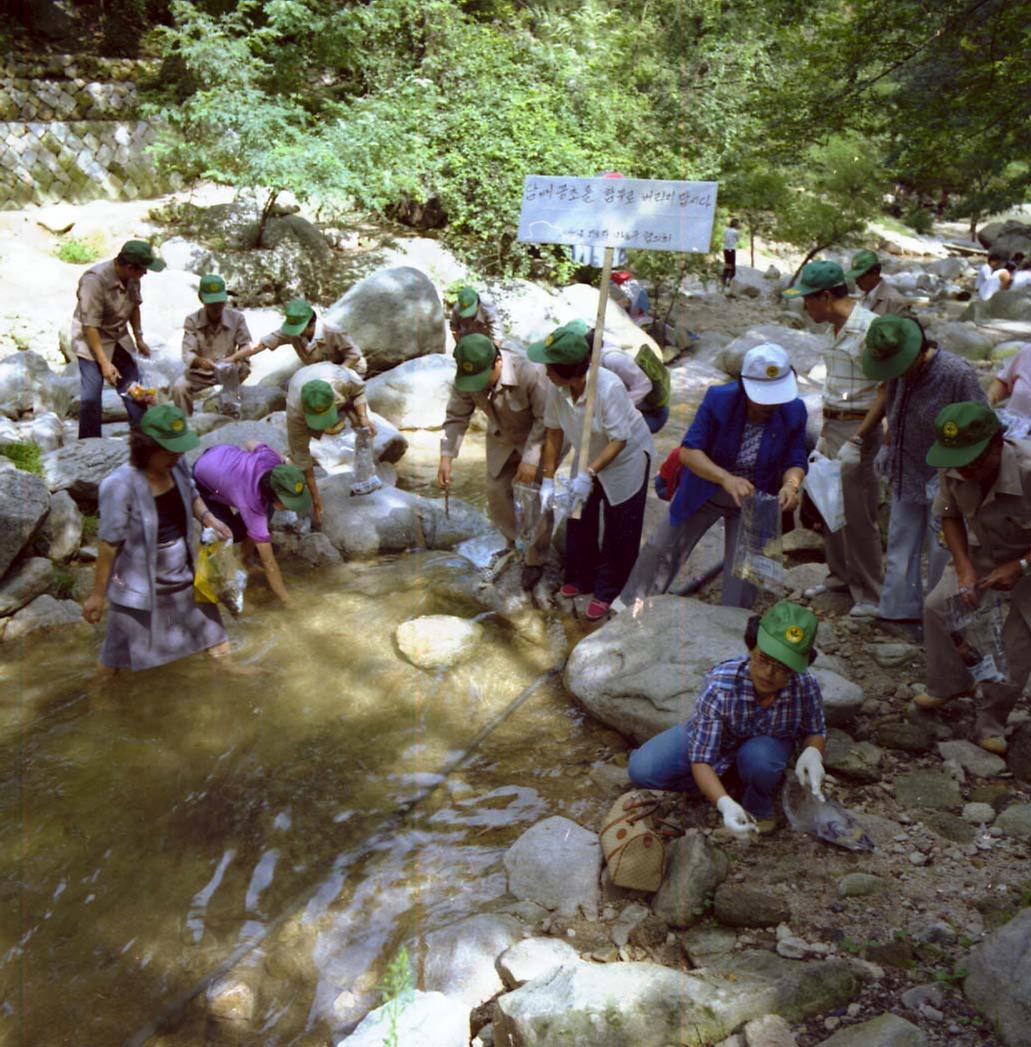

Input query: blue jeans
[78,345,144,438]
[628,724,794,818]
[640,404,669,433]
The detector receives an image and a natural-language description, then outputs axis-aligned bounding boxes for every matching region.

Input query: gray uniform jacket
[98,460,199,611]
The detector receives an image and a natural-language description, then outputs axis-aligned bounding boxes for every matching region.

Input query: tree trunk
[791,244,828,284]
[750,228,756,269]
[255,188,280,249]
[969,213,979,241]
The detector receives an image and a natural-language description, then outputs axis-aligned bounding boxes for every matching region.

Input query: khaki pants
[924,565,1031,738]
[488,451,551,567]
[171,360,251,416]
[821,417,883,605]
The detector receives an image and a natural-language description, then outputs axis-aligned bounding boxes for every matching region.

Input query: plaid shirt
[684,657,826,774]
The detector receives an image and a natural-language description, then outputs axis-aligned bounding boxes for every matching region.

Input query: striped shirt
[822,303,878,411]
[684,656,826,773]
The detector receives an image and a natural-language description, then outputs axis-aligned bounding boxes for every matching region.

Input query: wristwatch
[1020,558,1031,577]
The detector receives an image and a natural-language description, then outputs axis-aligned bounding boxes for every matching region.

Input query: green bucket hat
[757,600,818,674]
[118,239,166,272]
[269,463,313,513]
[846,249,879,279]
[861,314,923,380]
[300,378,339,431]
[456,286,480,318]
[783,260,847,298]
[198,273,228,304]
[527,320,591,366]
[454,334,497,393]
[926,402,1001,469]
[139,403,198,452]
[281,298,315,337]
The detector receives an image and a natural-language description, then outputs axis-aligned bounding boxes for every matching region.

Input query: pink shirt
[193,443,282,543]
[997,344,1031,417]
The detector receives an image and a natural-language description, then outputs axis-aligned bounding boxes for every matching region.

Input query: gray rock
[837,873,886,899]
[421,913,524,1009]
[206,976,255,1024]
[994,804,1031,839]
[784,562,829,594]
[816,1012,927,1046]
[271,530,342,567]
[320,477,422,558]
[37,489,82,561]
[900,983,945,1014]
[25,411,64,452]
[1,594,83,642]
[1007,721,1031,784]
[395,614,484,670]
[870,643,918,669]
[496,937,581,990]
[609,902,651,948]
[326,266,445,376]
[937,739,1007,778]
[680,924,738,966]
[42,437,128,504]
[417,496,495,551]
[962,802,997,825]
[365,355,456,429]
[743,1013,797,1046]
[808,667,864,728]
[893,770,961,810]
[338,990,469,1047]
[0,557,53,616]
[160,236,212,274]
[929,321,994,361]
[781,528,825,557]
[188,412,235,436]
[236,385,286,421]
[964,908,1031,1045]
[0,351,73,418]
[713,325,827,379]
[824,729,883,783]
[920,811,976,844]
[503,816,601,919]
[874,721,935,754]
[305,413,408,472]
[714,885,791,928]
[0,468,51,576]
[652,830,729,927]
[189,419,288,459]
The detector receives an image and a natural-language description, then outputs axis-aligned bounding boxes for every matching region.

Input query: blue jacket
[670,381,808,524]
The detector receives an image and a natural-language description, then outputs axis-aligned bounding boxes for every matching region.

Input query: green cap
[846,249,879,279]
[453,334,497,392]
[281,298,315,337]
[527,320,590,366]
[757,600,818,674]
[456,286,480,318]
[926,402,1001,469]
[862,314,922,380]
[118,239,166,272]
[301,378,339,431]
[198,273,227,304]
[139,403,198,452]
[783,260,846,298]
[269,463,313,513]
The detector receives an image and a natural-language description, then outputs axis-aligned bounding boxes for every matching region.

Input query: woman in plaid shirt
[628,601,827,835]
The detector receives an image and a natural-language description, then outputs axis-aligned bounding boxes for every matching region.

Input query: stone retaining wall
[0,54,170,209]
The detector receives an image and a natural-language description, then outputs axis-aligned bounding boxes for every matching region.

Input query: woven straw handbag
[599,790,667,892]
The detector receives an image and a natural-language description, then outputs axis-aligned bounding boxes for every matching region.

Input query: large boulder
[420,913,525,1009]
[503,816,601,919]
[817,1012,927,1046]
[928,320,996,361]
[319,478,423,558]
[564,596,860,745]
[1,594,84,642]
[41,438,128,505]
[0,469,52,577]
[188,420,289,461]
[979,219,1031,259]
[961,288,1031,326]
[0,557,54,617]
[964,909,1031,1045]
[713,324,827,380]
[364,355,456,430]
[652,831,729,927]
[325,266,445,375]
[0,351,73,419]
[337,990,469,1047]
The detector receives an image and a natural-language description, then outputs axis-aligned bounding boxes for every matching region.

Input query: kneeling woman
[628,601,827,835]
[193,441,312,607]
[83,404,235,671]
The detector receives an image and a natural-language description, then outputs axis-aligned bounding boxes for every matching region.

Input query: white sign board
[517,175,718,253]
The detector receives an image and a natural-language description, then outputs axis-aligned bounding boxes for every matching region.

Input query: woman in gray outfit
[83,404,234,672]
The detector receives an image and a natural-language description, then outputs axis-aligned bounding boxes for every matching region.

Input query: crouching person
[627,601,827,835]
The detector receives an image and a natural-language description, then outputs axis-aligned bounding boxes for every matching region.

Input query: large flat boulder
[503,816,601,919]
[337,990,469,1047]
[0,557,53,617]
[964,908,1031,1045]
[42,437,128,505]
[420,913,525,1009]
[1,594,84,643]
[0,351,73,419]
[713,324,827,380]
[0,468,52,576]
[364,355,456,430]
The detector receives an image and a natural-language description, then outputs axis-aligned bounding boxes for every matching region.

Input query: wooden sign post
[516,174,718,512]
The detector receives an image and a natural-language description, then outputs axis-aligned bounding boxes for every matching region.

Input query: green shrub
[81,514,100,542]
[50,567,79,601]
[1,442,43,476]
[902,206,934,235]
[56,237,102,265]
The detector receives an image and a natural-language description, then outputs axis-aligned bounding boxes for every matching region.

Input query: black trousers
[78,345,144,438]
[722,248,737,285]
[564,460,649,604]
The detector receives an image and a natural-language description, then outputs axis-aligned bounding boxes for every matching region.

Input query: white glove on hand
[795,746,826,800]
[539,478,555,512]
[716,796,758,837]
[835,437,862,468]
[569,471,594,504]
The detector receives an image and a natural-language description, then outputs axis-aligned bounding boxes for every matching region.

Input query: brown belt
[823,406,868,421]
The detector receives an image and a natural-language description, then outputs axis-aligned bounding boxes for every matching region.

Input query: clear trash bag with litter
[212,361,242,418]
[803,451,845,533]
[782,778,875,852]
[513,482,543,554]
[943,591,1008,684]
[731,492,788,593]
[193,528,247,616]
[349,428,382,496]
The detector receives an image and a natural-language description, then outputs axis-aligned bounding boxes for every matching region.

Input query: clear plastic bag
[803,452,845,533]
[349,428,382,496]
[731,491,788,593]
[512,481,543,554]
[943,591,1008,684]
[213,361,242,418]
[194,529,247,617]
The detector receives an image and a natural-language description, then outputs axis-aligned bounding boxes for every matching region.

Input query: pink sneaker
[585,599,611,622]
[558,584,582,597]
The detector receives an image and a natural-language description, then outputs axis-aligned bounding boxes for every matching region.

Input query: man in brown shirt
[249,298,367,374]
[70,239,164,438]
[919,402,1031,754]
[846,250,910,316]
[439,334,552,588]
[449,286,502,347]
[171,275,253,415]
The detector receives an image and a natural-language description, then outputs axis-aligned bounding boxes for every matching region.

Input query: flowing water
[0,549,622,1046]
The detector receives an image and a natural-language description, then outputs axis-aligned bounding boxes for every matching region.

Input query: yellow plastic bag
[193,538,247,616]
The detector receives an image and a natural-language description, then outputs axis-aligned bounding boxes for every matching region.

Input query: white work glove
[835,437,862,468]
[716,796,758,837]
[539,478,555,512]
[569,471,594,504]
[795,746,826,801]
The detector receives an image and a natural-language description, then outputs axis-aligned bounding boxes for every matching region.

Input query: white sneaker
[849,602,879,618]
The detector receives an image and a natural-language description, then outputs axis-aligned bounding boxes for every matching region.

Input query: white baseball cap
[740,343,798,405]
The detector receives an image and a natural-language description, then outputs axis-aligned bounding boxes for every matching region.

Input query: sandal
[558,584,582,597]
[585,599,611,621]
